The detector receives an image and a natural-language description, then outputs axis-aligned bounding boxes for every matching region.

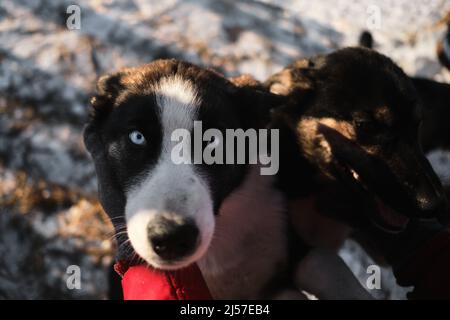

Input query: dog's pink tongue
[376,200,409,229]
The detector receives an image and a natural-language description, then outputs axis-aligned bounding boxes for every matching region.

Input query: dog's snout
[416,194,441,214]
[396,151,448,219]
[147,217,199,261]
[414,182,447,217]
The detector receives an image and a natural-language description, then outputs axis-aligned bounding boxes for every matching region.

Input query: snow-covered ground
[0,0,449,299]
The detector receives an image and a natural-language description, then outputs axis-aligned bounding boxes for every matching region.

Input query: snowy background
[1,0,449,299]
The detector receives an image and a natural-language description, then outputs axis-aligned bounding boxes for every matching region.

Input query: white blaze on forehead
[155,75,200,147]
[125,75,214,269]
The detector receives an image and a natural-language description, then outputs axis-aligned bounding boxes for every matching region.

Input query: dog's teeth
[351,169,359,180]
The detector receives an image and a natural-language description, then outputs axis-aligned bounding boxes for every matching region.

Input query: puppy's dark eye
[129,130,146,146]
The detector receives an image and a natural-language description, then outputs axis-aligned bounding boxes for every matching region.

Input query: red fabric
[396,230,450,299]
[116,262,212,300]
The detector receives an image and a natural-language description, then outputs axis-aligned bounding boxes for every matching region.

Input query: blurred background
[1,0,449,299]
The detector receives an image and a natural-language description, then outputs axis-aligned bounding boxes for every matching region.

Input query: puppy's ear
[89,70,131,123]
[230,74,287,128]
[84,71,124,155]
[264,58,318,96]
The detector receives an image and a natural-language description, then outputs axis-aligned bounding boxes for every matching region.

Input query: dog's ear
[264,58,319,96]
[89,69,133,123]
[230,74,287,128]
[84,72,123,155]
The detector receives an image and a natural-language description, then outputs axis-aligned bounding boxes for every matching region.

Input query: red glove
[115,262,212,300]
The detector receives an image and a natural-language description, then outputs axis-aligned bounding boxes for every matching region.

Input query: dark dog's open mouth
[334,158,409,233]
[373,198,409,232]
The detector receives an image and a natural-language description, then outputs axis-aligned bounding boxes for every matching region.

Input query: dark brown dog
[266,48,448,250]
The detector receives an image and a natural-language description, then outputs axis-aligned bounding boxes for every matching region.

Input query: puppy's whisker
[110,215,125,219]
[109,230,128,241]
[106,225,127,238]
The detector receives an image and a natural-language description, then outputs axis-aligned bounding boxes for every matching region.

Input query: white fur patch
[154,76,200,150]
[125,76,215,270]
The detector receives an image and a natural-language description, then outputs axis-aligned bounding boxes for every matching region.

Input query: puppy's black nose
[147,217,199,261]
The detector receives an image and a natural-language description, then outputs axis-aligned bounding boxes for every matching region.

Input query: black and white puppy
[84,60,305,299]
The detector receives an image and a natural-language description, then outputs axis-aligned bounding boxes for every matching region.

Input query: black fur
[412,77,450,152]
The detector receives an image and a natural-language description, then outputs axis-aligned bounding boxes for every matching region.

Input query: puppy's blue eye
[129,130,146,145]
